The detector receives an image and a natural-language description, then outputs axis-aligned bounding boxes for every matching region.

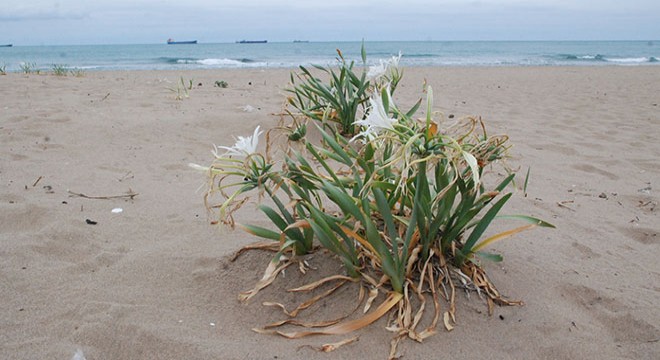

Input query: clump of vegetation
[69,68,86,77]
[0,64,6,75]
[214,80,229,88]
[169,76,193,100]
[52,64,69,76]
[19,62,39,74]
[287,48,401,137]
[192,47,553,358]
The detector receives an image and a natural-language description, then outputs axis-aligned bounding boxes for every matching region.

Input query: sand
[1,66,658,359]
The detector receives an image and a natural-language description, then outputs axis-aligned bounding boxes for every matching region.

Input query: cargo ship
[167,39,197,45]
[236,40,267,44]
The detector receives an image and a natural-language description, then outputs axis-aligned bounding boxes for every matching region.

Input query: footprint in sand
[561,284,659,343]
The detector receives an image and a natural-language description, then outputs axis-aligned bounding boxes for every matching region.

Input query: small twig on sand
[101,93,110,101]
[557,200,575,211]
[32,176,43,187]
[68,189,138,200]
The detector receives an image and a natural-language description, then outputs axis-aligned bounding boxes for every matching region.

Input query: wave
[605,56,658,64]
[557,54,606,61]
[157,57,258,66]
[555,54,658,64]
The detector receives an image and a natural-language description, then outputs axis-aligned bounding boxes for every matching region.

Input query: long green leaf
[462,192,513,252]
[239,224,281,241]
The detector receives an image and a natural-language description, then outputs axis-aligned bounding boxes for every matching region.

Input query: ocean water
[1,41,658,72]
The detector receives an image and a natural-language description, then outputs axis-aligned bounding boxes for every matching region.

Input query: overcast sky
[2,0,659,45]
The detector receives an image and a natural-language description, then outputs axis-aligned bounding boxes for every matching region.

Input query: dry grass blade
[261,282,366,330]
[443,312,454,331]
[288,275,355,292]
[363,287,379,313]
[338,225,379,259]
[239,259,293,302]
[265,280,348,317]
[263,318,343,329]
[259,292,403,338]
[319,336,359,352]
[405,246,422,276]
[408,284,427,341]
[417,266,440,340]
[67,189,138,200]
[230,241,281,262]
[389,336,403,360]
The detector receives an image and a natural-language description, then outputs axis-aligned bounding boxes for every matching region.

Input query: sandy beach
[1,66,658,359]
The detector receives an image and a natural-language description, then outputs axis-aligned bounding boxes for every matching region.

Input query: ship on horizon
[236,40,267,44]
[167,38,197,45]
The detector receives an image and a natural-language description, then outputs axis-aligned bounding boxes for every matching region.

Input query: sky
[1,0,659,45]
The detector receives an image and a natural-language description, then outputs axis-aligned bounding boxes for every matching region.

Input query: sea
[1,41,658,72]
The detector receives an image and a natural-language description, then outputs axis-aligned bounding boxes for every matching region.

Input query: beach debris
[85,219,98,225]
[598,192,608,199]
[68,189,138,200]
[43,185,54,194]
[242,105,255,112]
[32,176,43,187]
[214,80,228,88]
[71,349,86,360]
[111,208,123,213]
[297,336,359,353]
[557,200,576,211]
[638,185,652,194]
[117,171,134,182]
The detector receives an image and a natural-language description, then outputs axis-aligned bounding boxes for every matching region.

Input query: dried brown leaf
[230,241,281,262]
[319,336,359,352]
[239,259,292,302]
[363,287,379,313]
[257,292,403,338]
[288,275,354,292]
[443,312,454,331]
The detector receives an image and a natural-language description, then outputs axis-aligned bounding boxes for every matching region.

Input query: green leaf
[496,214,556,228]
[361,40,367,64]
[258,205,288,230]
[462,192,513,253]
[317,125,352,165]
[239,224,280,241]
[405,98,422,118]
[474,251,503,262]
[523,167,531,196]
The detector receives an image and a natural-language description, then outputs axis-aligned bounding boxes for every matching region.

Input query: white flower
[367,52,402,80]
[213,125,263,158]
[389,52,402,73]
[389,51,403,69]
[353,92,397,141]
[367,60,387,79]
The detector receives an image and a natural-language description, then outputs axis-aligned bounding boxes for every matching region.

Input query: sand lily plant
[193,50,553,358]
[52,64,69,76]
[287,45,403,137]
